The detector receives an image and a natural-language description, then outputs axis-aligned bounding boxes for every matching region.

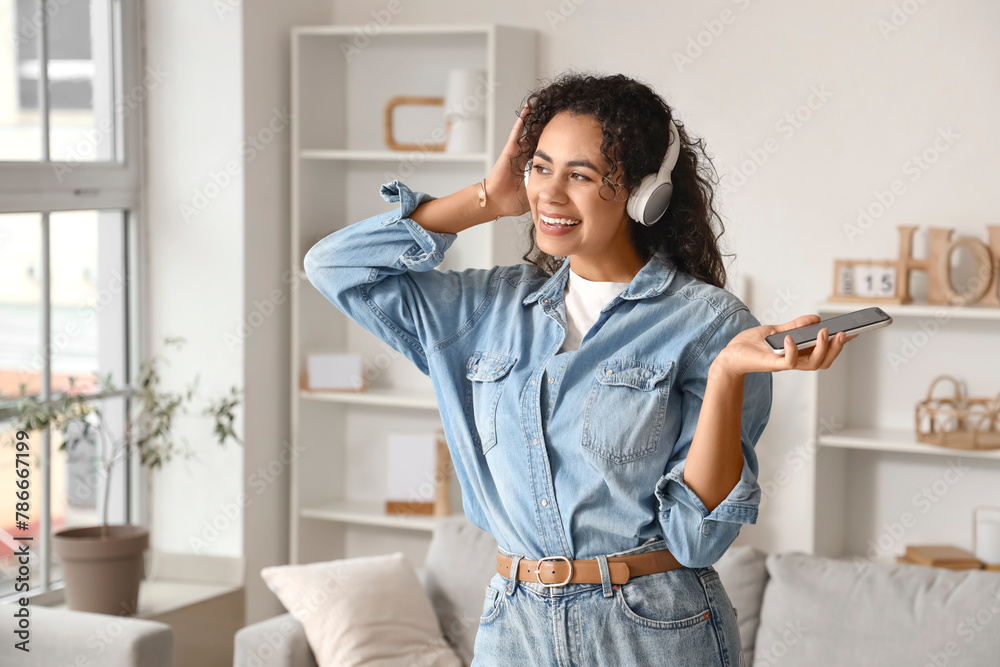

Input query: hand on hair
[483,102,532,219]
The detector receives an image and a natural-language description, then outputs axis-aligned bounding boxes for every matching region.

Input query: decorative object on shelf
[895,544,983,570]
[973,506,1000,571]
[830,225,1000,306]
[302,352,366,392]
[443,69,487,153]
[383,96,447,152]
[915,375,1000,450]
[385,428,452,517]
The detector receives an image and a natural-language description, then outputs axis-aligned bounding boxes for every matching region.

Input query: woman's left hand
[714,314,858,378]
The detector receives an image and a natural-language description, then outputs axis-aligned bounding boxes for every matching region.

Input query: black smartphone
[765,306,893,354]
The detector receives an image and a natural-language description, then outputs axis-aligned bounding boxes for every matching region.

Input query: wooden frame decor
[834,258,898,302]
[383,96,448,152]
[915,375,1000,450]
[831,225,1000,307]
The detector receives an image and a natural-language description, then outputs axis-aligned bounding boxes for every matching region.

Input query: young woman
[304,72,854,666]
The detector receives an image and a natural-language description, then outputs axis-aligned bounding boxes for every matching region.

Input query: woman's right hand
[484,102,532,219]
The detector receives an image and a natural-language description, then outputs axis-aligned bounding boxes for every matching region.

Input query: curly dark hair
[510,70,732,290]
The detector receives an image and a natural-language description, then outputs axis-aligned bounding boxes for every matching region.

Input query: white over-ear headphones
[523,119,681,227]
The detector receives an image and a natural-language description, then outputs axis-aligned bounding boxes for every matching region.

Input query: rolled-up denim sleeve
[654,306,773,568]
[303,180,500,376]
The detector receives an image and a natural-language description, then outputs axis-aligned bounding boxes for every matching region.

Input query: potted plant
[9,336,242,616]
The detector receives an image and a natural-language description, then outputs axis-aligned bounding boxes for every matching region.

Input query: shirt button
[541,498,548,506]
[532,438,538,444]
[531,380,536,385]
[605,369,613,375]
[543,298,551,304]
[496,365,502,370]
[548,377,554,383]
[474,365,479,370]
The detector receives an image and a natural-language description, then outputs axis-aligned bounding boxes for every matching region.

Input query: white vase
[446,116,485,154]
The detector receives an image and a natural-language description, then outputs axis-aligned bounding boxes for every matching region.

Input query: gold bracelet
[475,178,487,208]
[475,178,502,220]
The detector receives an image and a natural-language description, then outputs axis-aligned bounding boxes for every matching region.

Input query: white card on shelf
[386,433,437,503]
[307,353,364,390]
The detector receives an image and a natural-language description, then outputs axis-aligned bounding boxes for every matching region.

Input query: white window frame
[0,0,147,603]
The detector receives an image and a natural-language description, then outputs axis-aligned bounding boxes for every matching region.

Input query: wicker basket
[915,375,1000,450]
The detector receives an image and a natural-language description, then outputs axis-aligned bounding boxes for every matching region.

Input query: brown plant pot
[53,524,149,616]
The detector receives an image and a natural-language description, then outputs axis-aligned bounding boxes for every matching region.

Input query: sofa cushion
[261,551,461,667]
[422,516,500,665]
[755,552,1000,666]
[714,545,769,666]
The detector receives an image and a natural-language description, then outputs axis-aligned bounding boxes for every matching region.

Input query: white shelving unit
[805,299,1000,563]
[289,24,535,566]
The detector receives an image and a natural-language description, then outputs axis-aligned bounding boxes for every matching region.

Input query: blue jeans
[471,539,745,667]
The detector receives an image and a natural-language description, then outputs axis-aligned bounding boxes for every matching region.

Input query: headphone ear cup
[627,173,657,226]
[629,119,681,226]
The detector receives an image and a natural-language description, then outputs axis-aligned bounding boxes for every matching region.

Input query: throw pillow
[261,552,462,667]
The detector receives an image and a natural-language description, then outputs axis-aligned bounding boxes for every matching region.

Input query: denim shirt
[303,180,773,568]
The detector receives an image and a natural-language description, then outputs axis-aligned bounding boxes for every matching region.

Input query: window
[0,0,143,602]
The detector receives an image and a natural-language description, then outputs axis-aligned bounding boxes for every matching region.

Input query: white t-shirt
[558,265,632,354]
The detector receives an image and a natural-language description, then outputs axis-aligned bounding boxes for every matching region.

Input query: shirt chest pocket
[581,359,675,464]
[465,351,517,455]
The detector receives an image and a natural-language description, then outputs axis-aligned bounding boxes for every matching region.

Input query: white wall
[329,0,1000,555]
[240,0,333,623]
[143,0,245,562]
[144,0,331,623]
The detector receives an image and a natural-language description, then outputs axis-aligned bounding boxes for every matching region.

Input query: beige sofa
[234,516,1000,666]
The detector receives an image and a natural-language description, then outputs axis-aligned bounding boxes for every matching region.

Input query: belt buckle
[534,555,572,588]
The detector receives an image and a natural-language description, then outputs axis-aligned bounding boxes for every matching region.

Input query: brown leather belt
[496,548,684,587]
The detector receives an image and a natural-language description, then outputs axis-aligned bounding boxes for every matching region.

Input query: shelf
[47,579,243,618]
[48,551,244,618]
[300,149,488,162]
[293,24,502,37]
[816,300,1000,321]
[290,21,536,566]
[819,427,1000,460]
[300,386,439,410]
[299,499,453,532]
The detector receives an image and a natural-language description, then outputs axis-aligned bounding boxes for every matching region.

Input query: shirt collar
[522,250,678,306]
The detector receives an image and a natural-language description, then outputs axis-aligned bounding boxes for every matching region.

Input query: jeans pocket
[581,359,674,464]
[479,584,503,625]
[465,351,516,455]
[614,569,712,630]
